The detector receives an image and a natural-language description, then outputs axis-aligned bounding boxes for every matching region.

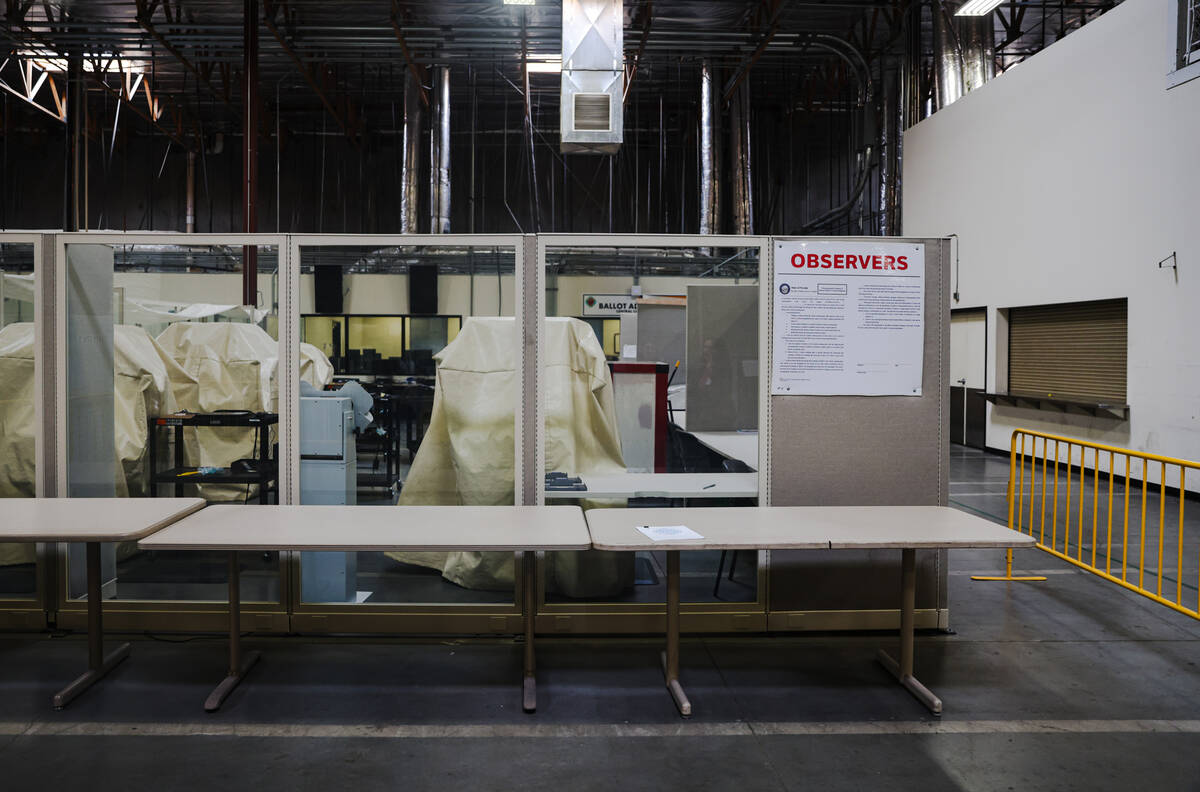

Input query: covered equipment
[392,317,631,596]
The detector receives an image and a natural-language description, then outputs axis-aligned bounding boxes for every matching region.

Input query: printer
[299,381,372,602]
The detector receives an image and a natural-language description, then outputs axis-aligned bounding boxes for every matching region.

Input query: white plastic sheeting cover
[154,322,333,501]
[0,323,36,501]
[114,325,198,498]
[392,316,632,597]
[0,323,195,565]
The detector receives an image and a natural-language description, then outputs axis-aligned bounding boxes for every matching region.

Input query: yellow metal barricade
[976,429,1200,622]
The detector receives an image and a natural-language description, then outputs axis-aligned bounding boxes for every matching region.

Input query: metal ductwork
[933,1,964,110]
[560,0,623,154]
[729,80,753,236]
[933,1,995,112]
[430,66,451,233]
[698,62,719,235]
[960,15,996,93]
[400,70,421,234]
[878,65,900,236]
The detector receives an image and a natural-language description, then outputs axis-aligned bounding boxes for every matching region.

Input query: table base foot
[204,650,261,713]
[522,674,537,713]
[660,650,692,717]
[53,642,131,710]
[877,649,942,715]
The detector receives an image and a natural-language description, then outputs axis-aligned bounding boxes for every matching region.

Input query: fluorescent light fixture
[955,0,1004,16]
[526,55,562,73]
[503,0,536,5]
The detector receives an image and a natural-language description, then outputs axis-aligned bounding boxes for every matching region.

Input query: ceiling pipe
[960,14,996,93]
[698,61,718,236]
[242,0,259,308]
[799,145,874,234]
[400,69,421,234]
[933,0,965,110]
[430,65,451,233]
[64,52,83,232]
[729,79,753,236]
[186,150,196,233]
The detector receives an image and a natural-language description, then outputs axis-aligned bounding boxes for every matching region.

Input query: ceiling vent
[561,0,623,154]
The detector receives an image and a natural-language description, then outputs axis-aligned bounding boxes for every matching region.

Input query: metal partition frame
[285,234,530,634]
[0,232,52,628]
[532,234,772,633]
[6,231,950,637]
[51,233,292,633]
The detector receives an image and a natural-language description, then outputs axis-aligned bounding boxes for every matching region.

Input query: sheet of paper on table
[636,525,704,541]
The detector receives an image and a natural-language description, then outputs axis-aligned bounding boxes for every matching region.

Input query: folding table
[139,504,590,712]
[0,497,206,708]
[586,505,1035,716]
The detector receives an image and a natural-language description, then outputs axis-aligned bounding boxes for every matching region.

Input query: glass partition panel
[0,241,38,600]
[297,243,516,606]
[543,242,762,605]
[63,240,282,604]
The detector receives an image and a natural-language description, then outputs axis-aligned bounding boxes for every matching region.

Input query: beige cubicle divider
[766,237,952,631]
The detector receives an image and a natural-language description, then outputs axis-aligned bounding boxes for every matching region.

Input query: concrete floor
[2,445,1199,790]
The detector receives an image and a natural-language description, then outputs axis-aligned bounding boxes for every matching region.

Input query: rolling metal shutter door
[1009,299,1127,401]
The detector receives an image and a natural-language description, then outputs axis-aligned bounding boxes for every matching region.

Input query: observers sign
[771,240,925,396]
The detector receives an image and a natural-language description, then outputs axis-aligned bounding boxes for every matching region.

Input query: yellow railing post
[973,429,1047,583]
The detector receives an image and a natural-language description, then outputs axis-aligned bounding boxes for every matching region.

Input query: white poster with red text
[771,240,925,396]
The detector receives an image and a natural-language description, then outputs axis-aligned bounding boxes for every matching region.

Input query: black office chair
[713,458,754,598]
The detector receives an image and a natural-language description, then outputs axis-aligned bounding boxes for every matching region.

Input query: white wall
[903,0,1200,485]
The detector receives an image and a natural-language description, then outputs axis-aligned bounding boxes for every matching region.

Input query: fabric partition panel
[766,237,951,625]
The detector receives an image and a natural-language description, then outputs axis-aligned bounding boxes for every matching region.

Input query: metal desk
[0,497,206,708]
[140,504,590,713]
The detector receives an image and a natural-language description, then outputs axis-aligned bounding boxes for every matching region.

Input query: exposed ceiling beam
[134,0,238,116]
[722,0,784,104]
[623,0,654,102]
[262,0,361,143]
[389,0,430,108]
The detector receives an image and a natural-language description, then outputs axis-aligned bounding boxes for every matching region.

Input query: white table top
[139,504,591,552]
[545,473,759,500]
[585,506,1034,551]
[0,498,206,542]
[821,506,1036,549]
[585,507,829,550]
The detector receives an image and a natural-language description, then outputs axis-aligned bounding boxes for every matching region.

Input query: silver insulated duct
[430,66,451,233]
[560,0,623,154]
[698,62,718,235]
[400,70,421,234]
[933,1,964,110]
[730,81,753,236]
[960,15,995,93]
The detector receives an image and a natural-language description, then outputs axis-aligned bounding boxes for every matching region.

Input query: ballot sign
[582,294,638,316]
[771,241,925,396]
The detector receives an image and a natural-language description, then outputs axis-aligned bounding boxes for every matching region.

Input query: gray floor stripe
[2,720,1199,739]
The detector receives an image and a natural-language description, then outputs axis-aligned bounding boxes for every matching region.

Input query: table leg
[53,542,130,709]
[876,548,943,715]
[522,550,537,713]
[661,550,692,717]
[204,551,260,712]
